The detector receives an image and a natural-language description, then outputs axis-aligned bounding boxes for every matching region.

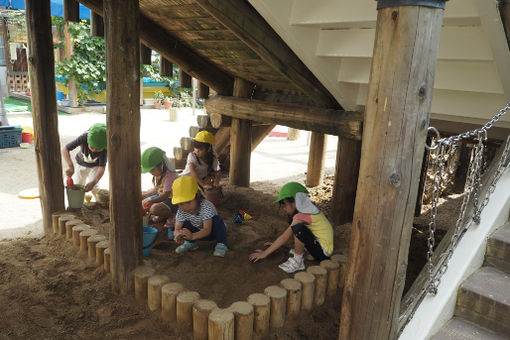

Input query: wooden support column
[104,0,142,295]
[25,0,65,233]
[331,137,361,225]
[64,22,78,107]
[501,0,510,48]
[306,132,327,187]
[179,69,192,88]
[160,57,172,77]
[339,2,445,339]
[140,43,151,65]
[198,82,209,99]
[90,12,104,37]
[229,78,253,187]
[63,0,80,22]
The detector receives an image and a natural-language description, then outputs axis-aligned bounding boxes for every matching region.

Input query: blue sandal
[213,243,228,257]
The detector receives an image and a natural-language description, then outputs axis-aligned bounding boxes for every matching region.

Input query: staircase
[430,222,510,339]
[248,0,510,128]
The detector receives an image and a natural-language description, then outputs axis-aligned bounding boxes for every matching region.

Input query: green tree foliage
[54,18,106,103]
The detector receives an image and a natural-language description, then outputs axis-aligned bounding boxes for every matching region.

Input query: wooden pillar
[90,12,104,37]
[160,57,173,77]
[140,43,151,65]
[25,0,65,233]
[104,0,142,295]
[306,132,327,187]
[179,69,192,88]
[500,0,510,49]
[229,78,253,187]
[64,22,78,107]
[198,82,209,99]
[63,0,80,22]
[339,2,445,339]
[332,137,361,225]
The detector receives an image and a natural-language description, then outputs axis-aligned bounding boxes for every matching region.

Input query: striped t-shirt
[175,199,217,230]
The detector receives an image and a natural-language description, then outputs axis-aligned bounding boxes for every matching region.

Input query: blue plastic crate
[0,127,22,148]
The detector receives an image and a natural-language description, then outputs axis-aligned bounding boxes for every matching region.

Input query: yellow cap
[193,130,215,144]
[172,176,199,204]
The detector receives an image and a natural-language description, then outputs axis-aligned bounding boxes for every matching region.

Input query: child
[180,130,222,205]
[249,182,334,273]
[141,147,178,229]
[172,176,228,257]
[62,123,107,194]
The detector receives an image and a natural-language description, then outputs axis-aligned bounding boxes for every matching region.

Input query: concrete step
[430,317,507,340]
[456,266,510,336]
[486,223,510,275]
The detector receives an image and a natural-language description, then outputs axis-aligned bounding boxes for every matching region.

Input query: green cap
[274,182,308,203]
[87,123,107,149]
[141,147,165,173]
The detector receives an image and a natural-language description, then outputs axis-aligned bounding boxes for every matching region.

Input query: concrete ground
[0,106,338,239]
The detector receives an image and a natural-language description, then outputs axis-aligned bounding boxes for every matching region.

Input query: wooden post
[64,22,78,108]
[52,211,68,234]
[79,229,98,252]
[339,2,445,339]
[193,299,218,340]
[134,266,155,301]
[306,132,327,187]
[198,82,209,99]
[159,57,173,77]
[87,234,106,259]
[65,219,82,240]
[306,265,327,306]
[58,215,74,235]
[140,43,151,65]
[161,282,184,322]
[147,275,170,311]
[72,224,90,247]
[90,12,104,37]
[331,137,361,225]
[177,291,200,333]
[280,278,302,318]
[228,301,254,340]
[208,309,234,340]
[179,69,192,88]
[294,271,315,311]
[247,293,270,335]
[25,0,65,233]
[104,0,143,295]
[264,285,287,328]
[95,240,109,266]
[320,259,340,297]
[103,248,111,273]
[331,254,349,290]
[229,78,253,187]
[63,0,80,22]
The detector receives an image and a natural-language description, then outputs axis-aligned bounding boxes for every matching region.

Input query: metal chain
[425,100,510,295]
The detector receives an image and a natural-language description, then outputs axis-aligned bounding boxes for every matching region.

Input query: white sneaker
[278,256,305,273]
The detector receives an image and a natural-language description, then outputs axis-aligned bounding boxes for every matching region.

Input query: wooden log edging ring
[306,265,327,306]
[228,301,254,340]
[320,259,340,297]
[264,285,287,328]
[280,278,302,318]
[65,219,82,240]
[148,275,170,311]
[95,240,109,266]
[79,229,98,253]
[193,299,218,340]
[246,293,270,335]
[133,266,156,301]
[161,282,185,322]
[72,224,90,247]
[58,215,75,235]
[208,308,234,340]
[103,248,110,273]
[294,271,315,311]
[87,234,106,260]
[176,290,200,333]
[330,253,349,289]
[51,211,68,233]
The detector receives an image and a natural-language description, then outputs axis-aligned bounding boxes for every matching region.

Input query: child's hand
[174,230,185,244]
[249,249,266,263]
[84,180,97,192]
[181,229,193,241]
[65,166,74,177]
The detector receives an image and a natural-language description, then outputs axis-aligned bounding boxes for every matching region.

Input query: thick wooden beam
[160,57,173,77]
[76,0,234,95]
[25,0,65,233]
[90,12,104,37]
[179,69,192,88]
[339,4,445,339]
[194,0,338,108]
[306,132,327,187]
[331,137,361,226]
[501,0,510,48]
[104,0,142,295]
[198,82,209,99]
[205,95,363,140]
[140,43,151,65]
[230,78,252,187]
[63,0,80,22]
